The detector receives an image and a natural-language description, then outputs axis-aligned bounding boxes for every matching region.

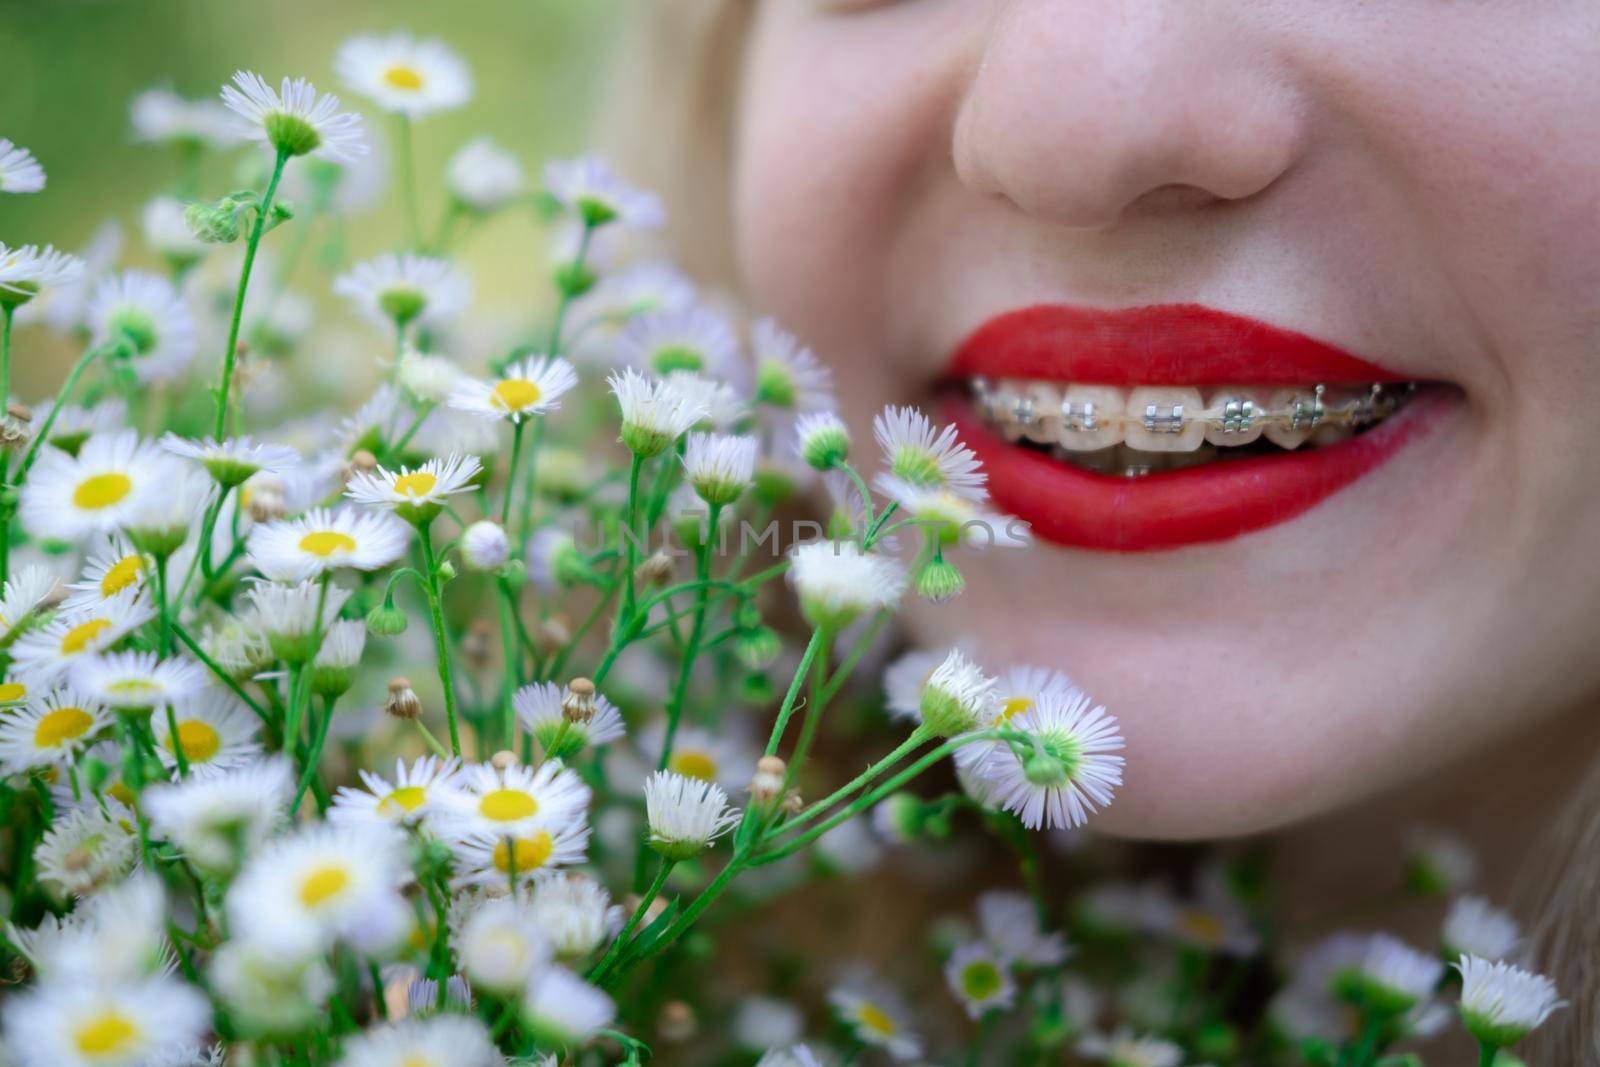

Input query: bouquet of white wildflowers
[0,30,1566,1067]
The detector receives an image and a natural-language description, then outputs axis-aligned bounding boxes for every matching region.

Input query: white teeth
[1202,388,1269,446]
[1261,387,1322,450]
[1019,381,1061,444]
[1056,385,1126,451]
[1124,387,1207,453]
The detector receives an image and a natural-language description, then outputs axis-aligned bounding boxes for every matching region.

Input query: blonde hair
[608,8,1598,1060]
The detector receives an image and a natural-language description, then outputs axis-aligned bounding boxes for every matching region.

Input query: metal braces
[971,378,1407,436]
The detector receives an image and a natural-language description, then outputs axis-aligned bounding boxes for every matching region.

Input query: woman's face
[733,1,1600,837]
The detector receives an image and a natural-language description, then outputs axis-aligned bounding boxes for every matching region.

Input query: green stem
[516,416,544,548]
[783,626,834,788]
[290,695,337,815]
[619,453,645,627]
[497,578,522,748]
[16,340,111,481]
[657,503,720,772]
[171,622,275,740]
[153,555,173,656]
[417,524,462,756]
[383,402,433,463]
[164,703,190,777]
[283,576,331,758]
[395,115,421,250]
[607,850,746,983]
[762,628,827,758]
[501,419,525,527]
[215,148,289,440]
[590,858,674,983]
[1477,1043,1497,1067]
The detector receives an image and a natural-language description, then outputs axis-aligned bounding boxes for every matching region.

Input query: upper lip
[949,303,1412,386]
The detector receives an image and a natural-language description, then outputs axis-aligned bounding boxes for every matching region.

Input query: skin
[732,1,1600,838]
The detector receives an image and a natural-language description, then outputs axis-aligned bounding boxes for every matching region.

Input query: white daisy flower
[459,520,509,572]
[828,982,921,1061]
[1337,933,1445,1014]
[33,806,137,896]
[246,506,411,582]
[880,647,947,722]
[607,367,709,458]
[160,434,300,488]
[330,755,462,829]
[26,871,170,982]
[447,137,525,213]
[120,462,215,558]
[71,651,209,714]
[209,940,333,1036]
[682,432,758,507]
[435,759,591,842]
[756,1047,823,1067]
[142,756,293,873]
[130,87,240,147]
[11,590,155,687]
[14,221,120,334]
[0,564,62,646]
[1077,1029,1185,1067]
[334,253,470,332]
[0,138,45,193]
[0,243,83,307]
[449,821,590,889]
[514,681,625,758]
[242,578,351,662]
[733,997,804,1052]
[310,619,366,697]
[794,410,851,472]
[1,976,210,1067]
[227,822,410,957]
[395,349,463,405]
[345,453,482,526]
[27,396,127,456]
[966,684,1124,830]
[636,720,755,792]
[873,405,987,500]
[405,974,472,1018]
[944,940,1017,1019]
[1443,896,1522,963]
[529,873,625,960]
[663,371,747,431]
[989,666,1081,728]
[335,33,473,118]
[615,304,740,379]
[336,1018,499,1067]
[521,966,616,1046]
[876,475,1030,550]
[0,674,30,706]
[544,155,664,229]
[644,769,740,861]
[220,70,367,162]
[786,541,906,630]
[20,431,174,543]
[568,260,697,361]
[450,894,551,993]
[918,649,998,738]
[150,690,262,778]
[977,889,1070,967]
[448,355,579,424]
[86,270,196,384]
[1454,954,1564,1049]
[752,318,833,411]
[0,689,113,774]
[196,615,272,681]
[140,197,208,264]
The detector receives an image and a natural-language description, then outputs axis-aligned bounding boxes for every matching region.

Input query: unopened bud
[781,789,804,816]
[7,401,34,424]
[634,551,675,589]
[460,619,495,671]
[657,1001,697,1043]
[244,473,287,523]
[489,749,518,771]
[350,449,379,474]
[561,677,596,724]
[747,755,787,807]
[384,677,421,720]
[915,557,965,604]
[366,601,409,637]
[535,617,571,654]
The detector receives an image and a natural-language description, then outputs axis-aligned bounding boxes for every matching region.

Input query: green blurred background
[0,0,629,395]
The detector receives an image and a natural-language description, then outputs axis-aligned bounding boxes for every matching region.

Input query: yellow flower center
[107,679,157,696]
[492,832,554,873]
[492,378,543,412]
[0,682,26,703]
[34,706,93,749]
[100,555,144,597]
[383,64,425,91]
[167,720,222,763]
[857,1002,898,1036]
[299,865,351,909]
[478,788,538,822]
[669,750,717,782]
[1177,908,1227,946]
[400,1057,434,1067]
[62,617,114,656]
[378,785,427,815]
[393,471,438,498]
[73,1010,141,1057]
[108,781,137,807]
[73,473,133,511]
[995,696,1033,725]
[299,530,357,558]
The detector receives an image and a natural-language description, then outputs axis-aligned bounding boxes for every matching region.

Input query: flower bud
[747,755,787,808]
[634,551,675,589]
[384,677,421,720]
[460,520,510,572]
[366,601,409,637]
[657,1001,697,1043]
[489,749,519,771]
[915,557,965,604]
[244,473,287,523]
[185,199,243,244]
[561,678,596,725]
[796,411,850,471]
[350,449,379,474]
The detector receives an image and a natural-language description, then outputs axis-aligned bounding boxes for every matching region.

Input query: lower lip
[951,392,1446,552]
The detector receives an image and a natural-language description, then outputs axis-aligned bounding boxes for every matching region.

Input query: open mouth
[947,304,1454,552]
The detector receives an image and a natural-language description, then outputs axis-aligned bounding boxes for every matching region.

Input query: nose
[952,2,1308,230]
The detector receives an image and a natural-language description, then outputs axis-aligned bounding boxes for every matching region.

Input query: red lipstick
[948,304,1439,552]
